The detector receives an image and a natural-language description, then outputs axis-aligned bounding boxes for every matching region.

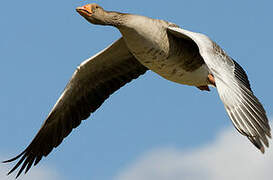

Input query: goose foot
[208,74,216,86]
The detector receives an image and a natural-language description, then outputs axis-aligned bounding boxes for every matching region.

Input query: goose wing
[167,26,271,153]
[4,37,147,177]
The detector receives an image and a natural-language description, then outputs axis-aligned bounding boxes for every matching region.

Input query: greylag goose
[4,3,271,178]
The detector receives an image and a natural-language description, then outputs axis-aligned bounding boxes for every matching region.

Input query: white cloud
[115,121,273,180]
[0,159,61,180]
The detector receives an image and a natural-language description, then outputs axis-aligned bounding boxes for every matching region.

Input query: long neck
[100,11,128,27]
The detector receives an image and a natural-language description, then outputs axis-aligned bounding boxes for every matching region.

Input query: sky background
[0,0,273,179]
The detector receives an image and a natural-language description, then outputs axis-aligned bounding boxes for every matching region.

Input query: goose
[4,3,271,178]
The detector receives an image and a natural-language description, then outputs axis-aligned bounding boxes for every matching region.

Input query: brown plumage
[4,3,270,178]
[4,38,147,178]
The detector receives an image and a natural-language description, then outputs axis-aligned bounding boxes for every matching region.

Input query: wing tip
[2,150,27,178]
[247,135,270,154]
[260,146,265,154]
[2,152,24,164]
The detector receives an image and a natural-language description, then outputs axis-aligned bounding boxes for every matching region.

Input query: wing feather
[167,26,271,153]
[4,37,147,177]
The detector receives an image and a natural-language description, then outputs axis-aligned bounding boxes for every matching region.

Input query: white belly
[164,64,209,86]
[127,45,209,86]
[142,56,210,86]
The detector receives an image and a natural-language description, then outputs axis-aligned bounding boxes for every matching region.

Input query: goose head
[76,4,125,26]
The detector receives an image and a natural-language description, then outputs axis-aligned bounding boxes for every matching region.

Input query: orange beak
[76,4,92,17]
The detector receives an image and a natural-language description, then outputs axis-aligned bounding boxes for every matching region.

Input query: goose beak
[76,4,92,17]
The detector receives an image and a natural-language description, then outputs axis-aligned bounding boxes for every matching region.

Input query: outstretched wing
[167,26,271,153]
[4,37,148,177]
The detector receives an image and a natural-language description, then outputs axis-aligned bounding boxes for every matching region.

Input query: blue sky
[1,0,273,179]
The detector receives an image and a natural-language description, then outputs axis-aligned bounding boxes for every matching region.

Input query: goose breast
[119,17,209,86]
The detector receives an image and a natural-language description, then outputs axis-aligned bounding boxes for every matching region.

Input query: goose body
[4,3,270,178]
[119,16,209,86]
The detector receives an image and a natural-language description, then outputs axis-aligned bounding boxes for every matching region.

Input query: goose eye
[92,5,99,12]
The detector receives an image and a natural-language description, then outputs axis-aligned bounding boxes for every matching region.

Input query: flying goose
[4,3,271,178]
